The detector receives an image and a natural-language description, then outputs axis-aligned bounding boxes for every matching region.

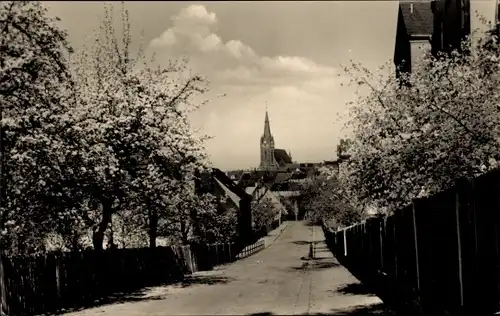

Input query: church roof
[274,149,292,165]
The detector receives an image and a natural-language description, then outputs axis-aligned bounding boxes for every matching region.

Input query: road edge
[262,221,289,249]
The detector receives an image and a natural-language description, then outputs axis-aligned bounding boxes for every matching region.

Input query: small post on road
[312,225,315,258]
[309,225,315,260]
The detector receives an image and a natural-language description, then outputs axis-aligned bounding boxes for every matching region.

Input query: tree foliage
[0,1,77,253]
[341,26,500,213]
[157,189,237,244]
[299,169,362,229]
[251,196,278,233]
[1,1,228,254]
[70,3,215,250]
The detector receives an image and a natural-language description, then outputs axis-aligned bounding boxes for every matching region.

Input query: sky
[45,1,497,170]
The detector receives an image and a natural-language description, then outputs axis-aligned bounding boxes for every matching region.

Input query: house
[431,0,470,55]
[394,0,473,77]
[497,0,500,27]
[195,168,253,245]
[394,1,434,77]
[237,170,278,189]
[246,183,288,225]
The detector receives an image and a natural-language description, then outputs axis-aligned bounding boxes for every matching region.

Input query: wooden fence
[236,239,265,260]
[188,242,238,271]
[0,246,185,316]
[323,169,500,315]
[0,239,259,316]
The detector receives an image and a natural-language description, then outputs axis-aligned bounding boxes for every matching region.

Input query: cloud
[150,28,176,47]
[173,4,217,26]
[261,56,331,74]
[225,40,256,59]
[148,4,337,85]
[148,4,345,169]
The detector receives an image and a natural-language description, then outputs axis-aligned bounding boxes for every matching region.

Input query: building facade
[394,0,471,77]
[394,1,434,77]
[431,0,470,55]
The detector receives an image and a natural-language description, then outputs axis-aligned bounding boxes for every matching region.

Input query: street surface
[62,221,387,315]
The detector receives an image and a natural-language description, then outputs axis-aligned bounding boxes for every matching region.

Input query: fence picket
[455,191,464,307]
[412,201,421,299]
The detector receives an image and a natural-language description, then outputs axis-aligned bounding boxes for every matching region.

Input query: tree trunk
[148,207,158,249]
[107,215,116,249]
[121,220,127,249]
[189,209,201,240]
[180,220,190,244]
[71,233,80,252]
[93,200,113,251]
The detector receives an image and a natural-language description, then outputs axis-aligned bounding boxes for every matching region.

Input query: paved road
[63,221,387,316]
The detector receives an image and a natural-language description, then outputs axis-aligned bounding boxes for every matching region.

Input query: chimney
[410,3,414,13]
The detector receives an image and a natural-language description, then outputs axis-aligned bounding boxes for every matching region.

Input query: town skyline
[46,1,496,170]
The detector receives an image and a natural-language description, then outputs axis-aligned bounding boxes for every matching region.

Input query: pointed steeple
[263,110,272,140]
[260,107,277,170]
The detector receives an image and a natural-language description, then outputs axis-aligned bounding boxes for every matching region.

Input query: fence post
[380,219,384,272]
[393,219,398,278]
[0,253,8,316]
[55,254,61,307]
[412,201,421,312]
[215,244,219,266]
[455,191,464,308]
[344,228,347,257]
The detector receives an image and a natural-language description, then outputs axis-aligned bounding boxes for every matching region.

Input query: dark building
[195,168,254,245]
[394,0,471,77]
[394,1,434,77]
[497,0,500,27]
[431,0,470,55]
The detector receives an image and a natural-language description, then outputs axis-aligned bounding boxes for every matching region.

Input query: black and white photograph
[1,0,500,315]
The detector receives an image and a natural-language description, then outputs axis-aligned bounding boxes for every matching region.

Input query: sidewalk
[260,220,288,248]
[308,224,387,315]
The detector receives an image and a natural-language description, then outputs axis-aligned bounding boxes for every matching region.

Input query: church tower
[260,111,278,170]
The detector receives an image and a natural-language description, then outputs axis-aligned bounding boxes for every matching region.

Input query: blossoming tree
[0,1,80,253]
[71,3,220,250]
[341,26,500,213]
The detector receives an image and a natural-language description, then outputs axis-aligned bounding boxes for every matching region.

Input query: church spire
[260,107,276,170]
[263,110,272,140]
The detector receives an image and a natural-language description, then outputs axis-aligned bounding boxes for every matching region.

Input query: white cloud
[173,4,217,26]
[149,4,345,169]
[225,40,256,59]
[217,66,259,81]
[148,4,337,85]
[150,28,176,47]
[261,56,330,74]
[199,33,222,52]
